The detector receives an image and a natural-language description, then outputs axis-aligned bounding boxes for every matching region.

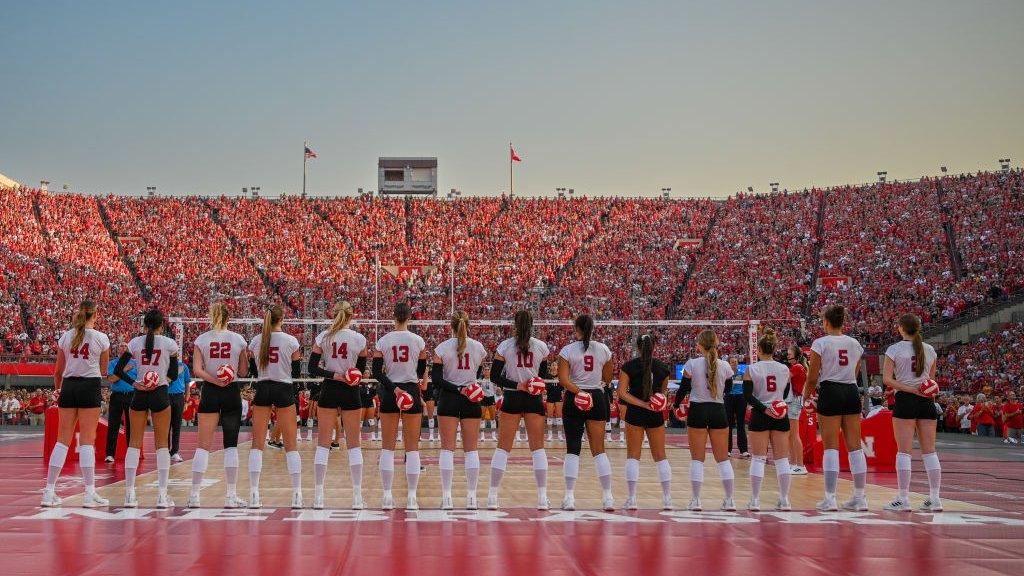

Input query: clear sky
[1,0,1021,198]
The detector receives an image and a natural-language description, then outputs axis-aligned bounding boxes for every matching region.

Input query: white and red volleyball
[216,363,236,384]
[526,377,546,396]
[804,394,818,411]
[464,382,484,403]
[574,390,593,411]
[649,392,667,411]
[768,399,788,419]
[495,396,504,411]
[142,371,160,390]
[919,379,939,397]
[346,367,363,386]
[395,390,415,411]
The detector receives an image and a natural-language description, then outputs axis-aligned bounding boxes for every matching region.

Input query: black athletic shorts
[817,381,861,417]
[318,379,362,411]
[360,385,376,409]
[748,410,792,432]
[131,386,171,412]
[437,388,483,419]
[57,377,102,409]
[198,382,242,414]
[546,384,564,404]
[378,381,423,414]
[563,390,611,422]
[253,380,297,408]
[687,401,728,429]
[624,403,665,429]
[500,389,545,416]
[892,391,938,420]
[305,382,321,402]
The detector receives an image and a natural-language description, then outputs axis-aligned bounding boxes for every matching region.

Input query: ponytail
[574,315,594,352]
[514,310,532,356]
[899,313,926,377]
[698,329,719,399]
[70,301,97,351]
[758,327,777,356]
[638,333,654,400]
[790,344,808,370]
[209,302,229,331]
[142,308,164,359]
[452,310,469,355]
[326,301,354,341]
[259,305,284,369]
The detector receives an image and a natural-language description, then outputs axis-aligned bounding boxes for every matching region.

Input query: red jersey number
[457,353,470,370]
[766,374,777,392]
[838,350,849,366]
[391,345,410,363]
[267,347,280,364]
[141,349,162,366]
[516,352,534,368]
[209,342,231,359]
[331,341,349,360]
[70,343,91,360]
[583,355,594,372]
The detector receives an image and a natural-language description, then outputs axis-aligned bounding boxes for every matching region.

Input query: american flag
[304,146,318,159]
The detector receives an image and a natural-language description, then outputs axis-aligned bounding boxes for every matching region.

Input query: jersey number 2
[209,342,231,359]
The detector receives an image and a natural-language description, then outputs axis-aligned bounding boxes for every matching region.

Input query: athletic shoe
[884,498,911,512]
[306,431,314,441]
[156,492,174,509]
[790,465,808,475]
[330,442,340,450]
[289,491,303,509]
[104,455,115,463]
[776,497,792,511]
[538,494,551,511]
[602,494,615,511]
[224,494,247,509]
[171,453,183,463]
[487,493,499,510]
[382,491,395,510]
[441,493,454,510]
[41,489,62,507]
[841,496,868,512]
[747,497,760,512]
[815,495,838,512]
[267,441,284,450]
[561,493,575,511]
[721,498,736,511]
[352,489,365,510]
[920,498,943,512]
[312,492,324,510]
[186,494,201,508]
[687,497,702,511]
[124,489,139,508]
[248,491,262,509]
[740,452,752,459]
[466,493,478,510]
[662,495,674,511]
[83,490,109,508]
[624,496,638,510]
[406,494,419,511]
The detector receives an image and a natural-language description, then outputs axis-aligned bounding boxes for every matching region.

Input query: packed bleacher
[0,169,1021,366]
[936,322,1024,396]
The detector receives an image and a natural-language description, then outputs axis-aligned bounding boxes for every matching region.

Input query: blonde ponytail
[698,329,720,399]
[452,311,469,355]
[326,301,354,342]
[259,305,283,369]
[70,301,97,350]
[209,302,229,331]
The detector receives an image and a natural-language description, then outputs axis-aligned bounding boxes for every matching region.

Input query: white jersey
[811,334,864,385]
[435,337,488,387]
[683,357,734,403]
[746,359,792,403]
[315,328,367,374]
[57,328,110,378]
[375,330,426,384]
[884,339,937,387]
[248,331,301,383]
[559,340,613,390]
[194,329,248,381]
[127,334,180,388]
[496,337,549,383]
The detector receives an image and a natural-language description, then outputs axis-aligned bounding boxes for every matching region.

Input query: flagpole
[509,141,513,197]
[302,140,308,197]
[450,258,455,316]
[374,256,380,342]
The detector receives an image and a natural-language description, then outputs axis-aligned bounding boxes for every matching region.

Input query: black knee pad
[221,411,242,448]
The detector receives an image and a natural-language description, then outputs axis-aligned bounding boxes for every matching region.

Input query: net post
[747,320,760,364]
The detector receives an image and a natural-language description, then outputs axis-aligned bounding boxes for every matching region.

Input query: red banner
[0,363,55,376]
[818,275,852,289]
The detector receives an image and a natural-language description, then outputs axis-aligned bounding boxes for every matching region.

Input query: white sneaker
[104,455,115,463]
[790,465,808,476]
[721,498,736,511]
[776,497,792,511]
[382,491,395,510]
[842,496,868,511]
[561,493,575,511]
[41,489,62,507]
[248,491,262,509]
[156,492,174,509]
[920,498,943,512]
[83,490,109,508]
[291,491,303,509]
[352,488,365,510]
[466,493,478,510]
[441,493,454,510]
[224,494,247,509]
[171,453,183,463]
[884,498,911,512]
[312,492,324,510]
[602,494,615,511]
[687,497,702,511]
[406,494,419,511]
[537,494,551,511]
[124,489,139,508]
[624,496,638,510]
[747,497,760,512]
[487,492,499,510]
[186,494,201,508]
[815,495,838,512]
[306,431,314,441]
[662,495,674,510]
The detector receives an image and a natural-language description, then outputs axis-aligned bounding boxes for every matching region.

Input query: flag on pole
[304,146,318,159]
[510,145,521,162]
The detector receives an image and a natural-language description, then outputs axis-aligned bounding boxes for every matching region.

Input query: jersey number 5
[838,350,849,366]
[583,355,594,372]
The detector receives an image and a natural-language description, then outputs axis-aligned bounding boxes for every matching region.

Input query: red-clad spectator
[1002,392,1023,444]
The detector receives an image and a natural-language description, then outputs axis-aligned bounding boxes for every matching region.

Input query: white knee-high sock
[823,449,839,496]
[78,445,96,491]
[718,460,735,499]
[191,448,209,496]
[439,449,455,494]
[532,449,548,490]
[690,460,704,499]
[489,448,508,493]
[563,453,580,494]
[348,447,363,489]
[848,449,867,498]
[314,446,330,490]
[156,448,170,495]
[750,456,766,500]
[46,442,70,491]
[922,452,941,501]
[594,452,612,496]
[224,447,239,496]
[379,449,395,492]
[406,451,421,494]
[286,450,302,492]
[125,446,140,493]
[657,459,672,498]
[248,449,263,492]
[465,451,480,493]
[625,458,640,500]
[774,457,791,500]
[896,452,912,500]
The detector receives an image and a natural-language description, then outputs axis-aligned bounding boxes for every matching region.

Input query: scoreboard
[378,157,437,196]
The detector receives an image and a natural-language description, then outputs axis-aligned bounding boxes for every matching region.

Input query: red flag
[510,146,521,162]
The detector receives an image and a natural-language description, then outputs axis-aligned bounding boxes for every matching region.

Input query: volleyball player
[559,315,615,511]
[487,310,550,510]
[882,313,943,512]
[786,344,809,475]
[807,305,866,511]
[188,303,250,508]
[113,309,180,508]
[433,311,489,509]
[423,360,438,443]
[42,301,111,508]
[673,329,736,511]
[308,301,368,510]
[479,365,497,441]
[247,305,303,509]
[372,302,428,510]
[616,334,673,511]
[360,379,379,442]
[743,328,793,511]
